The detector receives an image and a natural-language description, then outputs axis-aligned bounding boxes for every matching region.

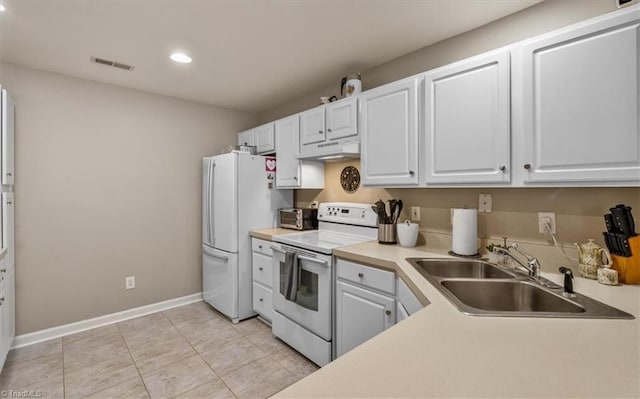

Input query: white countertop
[274,241,640,398]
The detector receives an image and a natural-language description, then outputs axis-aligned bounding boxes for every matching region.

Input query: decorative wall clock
[340,166,360,193]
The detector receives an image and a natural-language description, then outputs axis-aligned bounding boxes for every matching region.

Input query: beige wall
[296,160,640,246]
[258,1,618,122]
[286,0,640,268]
[0,63,256,334]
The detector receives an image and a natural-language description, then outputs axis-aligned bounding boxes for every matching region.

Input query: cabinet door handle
[524,164,531,170]
[499,165,506,172]
[409,170,415,176]
[327,128,332,132]
[259,267,263,271]
[357,272,364,278]
[258,245,263,249]
[7,201,11,205]
[293,176,298,180]
[6,173,11,177]
[385,310,391,316]
[259,298,263,302]
[318,130,323,134]
[0,297,5,305]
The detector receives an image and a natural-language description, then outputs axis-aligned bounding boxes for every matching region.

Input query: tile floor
[0,301,318,398]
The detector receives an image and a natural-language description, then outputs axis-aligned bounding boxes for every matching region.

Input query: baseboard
[12,292,203,349]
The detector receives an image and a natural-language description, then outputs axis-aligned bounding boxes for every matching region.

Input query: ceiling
[0,0,542,114]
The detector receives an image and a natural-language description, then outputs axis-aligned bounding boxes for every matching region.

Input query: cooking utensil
[611,204,636,236]
[602,232,615,255]
[388,199,397,224]
[604,213,617,233]
[395,200,403,223]
[374,200,387,224]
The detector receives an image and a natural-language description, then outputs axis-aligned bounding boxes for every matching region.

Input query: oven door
[272,245,332,341]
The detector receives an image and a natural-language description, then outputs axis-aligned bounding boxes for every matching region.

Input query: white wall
[0,63,256,334]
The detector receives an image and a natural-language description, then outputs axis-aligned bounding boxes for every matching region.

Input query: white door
[424,50,511,184]
[275,115,301,188]
[210,154,238,252]
[360,76,420,186]
[203,245,238,319]
[514,13,640,184]
[326,97,357,141]
[254,123,275,154]
[237,129,255,146]
[1,193,13,267]
[300,106,326,147]
[335,280,395,357]
[1,90,14,186]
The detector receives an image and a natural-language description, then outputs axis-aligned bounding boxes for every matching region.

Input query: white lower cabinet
[251,238,274,322]
[335,259,395,358]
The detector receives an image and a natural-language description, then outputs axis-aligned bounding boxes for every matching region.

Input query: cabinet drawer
[252,253,273,288]
[336,259,395,295]
[252,238,272,257]
[252,282,273,322]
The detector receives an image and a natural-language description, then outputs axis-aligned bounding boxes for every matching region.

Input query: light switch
[479,194,492,213]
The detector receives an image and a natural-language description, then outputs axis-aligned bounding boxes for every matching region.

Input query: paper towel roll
[452,208,478,256]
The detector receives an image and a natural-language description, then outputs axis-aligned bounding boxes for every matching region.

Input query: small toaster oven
[279,208,318,230]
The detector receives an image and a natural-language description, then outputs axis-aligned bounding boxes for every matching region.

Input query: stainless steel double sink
[406,258,634,319]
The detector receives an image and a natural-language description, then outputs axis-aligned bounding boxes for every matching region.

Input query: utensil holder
[611,236,640,284]
[378,223,396,244]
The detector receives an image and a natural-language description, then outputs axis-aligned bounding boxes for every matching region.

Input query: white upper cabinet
[360,76,420,186]
[299,98,359,158]
[300,106,326,147]
[1,89,14,186]
[275,116,300,188]
[326,97,357,141]
[238,124,274,154]
[254,123,275,154]
[275,115,324,189]
[424,49,511,185]
[513,8,640,185]
[237,128,255,146]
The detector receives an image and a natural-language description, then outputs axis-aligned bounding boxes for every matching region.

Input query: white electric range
[270,202,378,366]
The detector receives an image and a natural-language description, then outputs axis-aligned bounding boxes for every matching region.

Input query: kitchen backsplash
[294,160,640,271]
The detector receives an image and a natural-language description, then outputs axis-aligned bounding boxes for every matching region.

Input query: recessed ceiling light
[0,5,6,12]
[170,53,192,64]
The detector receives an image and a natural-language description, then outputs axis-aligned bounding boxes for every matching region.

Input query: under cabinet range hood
[296,142,360,161]
[296,97,360,161]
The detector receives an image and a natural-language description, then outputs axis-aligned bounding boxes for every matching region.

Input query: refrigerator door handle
[203,159,210,245]
[209,160,216,245]
[203,247,229,262]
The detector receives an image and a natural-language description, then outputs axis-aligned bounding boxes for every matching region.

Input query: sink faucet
[495,243,541,279]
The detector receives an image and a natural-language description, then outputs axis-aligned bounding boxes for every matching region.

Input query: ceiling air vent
[90,57,135,71]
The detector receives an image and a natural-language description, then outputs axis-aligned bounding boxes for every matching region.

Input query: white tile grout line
[13,293,203,349]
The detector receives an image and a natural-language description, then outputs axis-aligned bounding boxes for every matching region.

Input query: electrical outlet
[125,276,135,290]
[478,194,492,213]
[411,206,421,222]
[538,212,556,234]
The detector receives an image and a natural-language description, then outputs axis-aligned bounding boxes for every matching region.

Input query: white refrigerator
[202,151,292,322]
